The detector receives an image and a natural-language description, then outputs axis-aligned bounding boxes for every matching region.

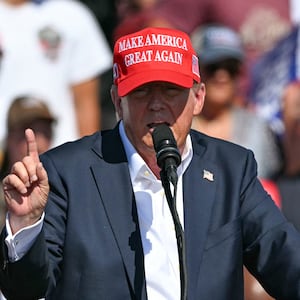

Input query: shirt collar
[119,121,193,182]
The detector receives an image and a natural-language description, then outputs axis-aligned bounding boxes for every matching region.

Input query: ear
[193,83,206,116]
[110,85,122,120]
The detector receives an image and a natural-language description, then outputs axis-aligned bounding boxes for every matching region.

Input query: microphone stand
[160,170,187,300]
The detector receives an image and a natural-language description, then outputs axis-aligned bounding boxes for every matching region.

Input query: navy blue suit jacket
[1,125,300,299]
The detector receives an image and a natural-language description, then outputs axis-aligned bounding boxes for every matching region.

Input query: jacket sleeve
[0,151,68,300]
[241,152,300,298]
[0,228,49,300]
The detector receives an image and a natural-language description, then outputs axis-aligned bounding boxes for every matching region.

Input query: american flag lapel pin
[203,169,214,182]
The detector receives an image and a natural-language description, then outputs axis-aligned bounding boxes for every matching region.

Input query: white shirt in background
[0,0,112,147]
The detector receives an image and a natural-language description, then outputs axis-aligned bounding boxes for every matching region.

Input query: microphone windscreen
[152,124,181,169]
[152,124,177,152]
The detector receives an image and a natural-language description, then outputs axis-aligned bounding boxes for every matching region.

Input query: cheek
[121,100,144,120]
[8,140,27,162]
[36,137,51,153]
[181,97,199,116]
[119,98,132,116]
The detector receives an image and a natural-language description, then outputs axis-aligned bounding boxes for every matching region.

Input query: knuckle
[22,155,32,165]
[11,163,29,184]
[11,161,22,171]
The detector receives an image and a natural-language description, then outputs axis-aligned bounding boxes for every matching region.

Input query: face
[7,119,53,166]
[112,81,205,159]
[201,59,240,107]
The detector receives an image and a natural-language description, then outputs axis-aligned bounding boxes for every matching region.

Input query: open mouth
[148,122,170,134]
[147,122,170,130]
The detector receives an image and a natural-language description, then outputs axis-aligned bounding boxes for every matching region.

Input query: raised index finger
[25,128,40,163]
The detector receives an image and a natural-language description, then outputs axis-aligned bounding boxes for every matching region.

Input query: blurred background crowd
[1,0,300,299]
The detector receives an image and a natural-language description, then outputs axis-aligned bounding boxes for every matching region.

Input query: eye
[164,84,183,96]
[130,86,149,97]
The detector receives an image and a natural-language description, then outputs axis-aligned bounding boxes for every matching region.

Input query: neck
[202,100,232,120]
[192,107,233,140]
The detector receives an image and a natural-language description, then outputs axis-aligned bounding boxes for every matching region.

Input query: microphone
[152,124,187,300]
[152,124,181,186]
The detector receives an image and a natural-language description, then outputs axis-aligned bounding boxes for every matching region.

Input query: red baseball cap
[113,27,201,97]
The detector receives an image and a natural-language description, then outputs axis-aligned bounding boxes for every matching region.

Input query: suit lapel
[183,132,218,296]
[91,126,147,300]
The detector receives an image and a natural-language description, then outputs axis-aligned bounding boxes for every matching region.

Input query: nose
[213,68,232,79]
[147,88,166,111]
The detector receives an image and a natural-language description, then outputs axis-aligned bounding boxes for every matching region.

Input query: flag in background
[249,26,300,137]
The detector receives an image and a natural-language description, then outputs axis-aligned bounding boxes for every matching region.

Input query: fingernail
[21,188,27,194]
[31,175,38,182]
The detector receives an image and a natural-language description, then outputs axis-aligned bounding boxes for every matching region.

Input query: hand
[2,128,49,234]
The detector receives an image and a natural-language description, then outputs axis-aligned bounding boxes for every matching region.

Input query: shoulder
[41,131,102,165]
[41,0,96,21]
[233,108,276,145]
[43,0,90,12]
[233,107,270,130]
[190,129,251,156]
[41,127,120,163]
[190,129,257,173]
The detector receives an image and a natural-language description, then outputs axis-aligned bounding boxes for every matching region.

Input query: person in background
[0,95,55,300]
[1,27,300,300]
[77,0,119,130]
[0,0,112,148]
[113,0,159,42]
[0,96,56,221]
[0,95,56,182]
[275,81,300,232]
[113,0,293,99]
[191,24,282,179]
[77,0,117,49]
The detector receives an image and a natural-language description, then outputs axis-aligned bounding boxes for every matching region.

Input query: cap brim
[200,48,244,64]
[8,115,56,131]
[118,69,195,97]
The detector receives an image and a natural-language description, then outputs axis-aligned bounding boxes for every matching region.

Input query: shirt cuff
[4,212,44,262]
